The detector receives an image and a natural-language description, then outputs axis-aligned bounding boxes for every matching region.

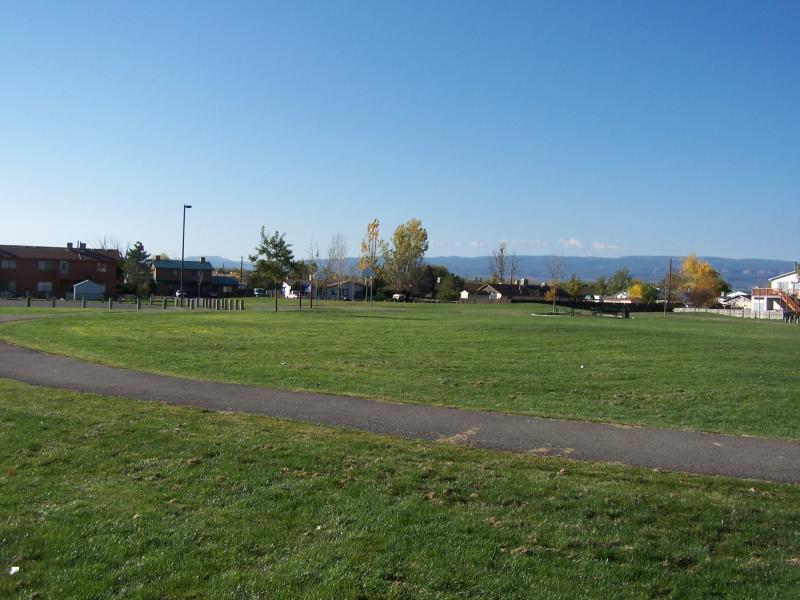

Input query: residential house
[0,242,120,298]
[751,270,800,316]
[210,275,239,297]
[719,291,752,310]
[324,280,366,301]
[478,282,550,302]
[460,281,488,302]
[150,256,214,296]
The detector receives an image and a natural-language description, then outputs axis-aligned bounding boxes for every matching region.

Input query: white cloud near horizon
[591,241,619,251]
[559,238,584,249]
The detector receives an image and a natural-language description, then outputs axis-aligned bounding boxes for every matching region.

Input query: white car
[392,293,406,302]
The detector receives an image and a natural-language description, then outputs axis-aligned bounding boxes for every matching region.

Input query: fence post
[136,298,141,311]
[82,297,86,309]
[51,298,56,308]
[162,298,167,310]
[26,297,31,308]
[108,298,113,310]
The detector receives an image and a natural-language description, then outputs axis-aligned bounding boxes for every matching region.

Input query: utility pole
[180,204,192,297]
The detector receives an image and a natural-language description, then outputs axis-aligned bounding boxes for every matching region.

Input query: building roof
[0,244,121,262]
[481,283,545,297]
[73,279,106,291]
[769,270,798,281]
[211,275,238,285]
[153,259,213,271]
[324,280,366,288]
[461,281,486,294]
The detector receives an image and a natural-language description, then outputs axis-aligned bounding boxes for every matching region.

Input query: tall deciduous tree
[325,233,348,300]
[678,254,728,307]
[563,273,583,302]
[508,250,519,284]
[607,268,633,294]
[381,218,429,293]
[544,254,563,312]
[489,242,507,283]
[249,227,296,312]
[358,219,381,272]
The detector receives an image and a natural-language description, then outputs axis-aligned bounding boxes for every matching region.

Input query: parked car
[392,293,406,302]
[253,288,266,297]
[175,290,188,298]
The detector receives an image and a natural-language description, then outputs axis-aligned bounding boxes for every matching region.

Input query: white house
[751,270,800,314]
[719,291,751,310]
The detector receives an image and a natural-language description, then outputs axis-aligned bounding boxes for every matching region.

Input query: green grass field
[1,303,798,439]
[2,379,799,599]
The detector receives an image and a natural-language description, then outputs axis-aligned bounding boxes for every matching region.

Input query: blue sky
[2,1,798,261]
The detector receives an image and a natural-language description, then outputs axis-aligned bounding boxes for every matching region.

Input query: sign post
[361,267,374,310]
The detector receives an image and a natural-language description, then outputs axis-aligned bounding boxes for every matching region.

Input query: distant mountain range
[190,255,794,292]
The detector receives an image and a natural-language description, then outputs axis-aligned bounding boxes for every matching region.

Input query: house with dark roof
[210,275,239,297]
[478,282,550,302]
[0,242,121,298]
[150,256,214,296]
[324,280,366,301]
[459,281,488,301]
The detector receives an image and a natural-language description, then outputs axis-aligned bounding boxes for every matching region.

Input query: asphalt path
[1,315,798,483]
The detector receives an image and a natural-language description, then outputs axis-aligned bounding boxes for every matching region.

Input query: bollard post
[241,299,245,310]
[82,297,86,309]
[162,298,167,310]
[26,297,31,308]
[108,298,113,310]
[51,298,56,308]
[137,298,141,311]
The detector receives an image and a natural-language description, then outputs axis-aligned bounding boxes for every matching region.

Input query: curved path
[1,316,798,483]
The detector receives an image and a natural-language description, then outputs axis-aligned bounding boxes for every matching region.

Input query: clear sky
[2,1,798,261]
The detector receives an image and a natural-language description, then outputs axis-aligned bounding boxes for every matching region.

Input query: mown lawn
[1,379,799,598]
[0,303,798,439]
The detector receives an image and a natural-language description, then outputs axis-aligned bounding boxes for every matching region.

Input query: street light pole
[180,204,192,297]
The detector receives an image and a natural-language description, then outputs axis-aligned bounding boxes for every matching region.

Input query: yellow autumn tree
[628,280,644,300]
[679,254,728,307]
[358,219,380,273]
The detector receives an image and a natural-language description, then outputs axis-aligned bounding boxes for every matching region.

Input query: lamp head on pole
[184,204,192,209]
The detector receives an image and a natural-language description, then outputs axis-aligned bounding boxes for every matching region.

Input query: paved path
[1,315,798,483]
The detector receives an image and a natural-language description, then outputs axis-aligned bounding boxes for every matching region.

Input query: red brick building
[0,243,121,299]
